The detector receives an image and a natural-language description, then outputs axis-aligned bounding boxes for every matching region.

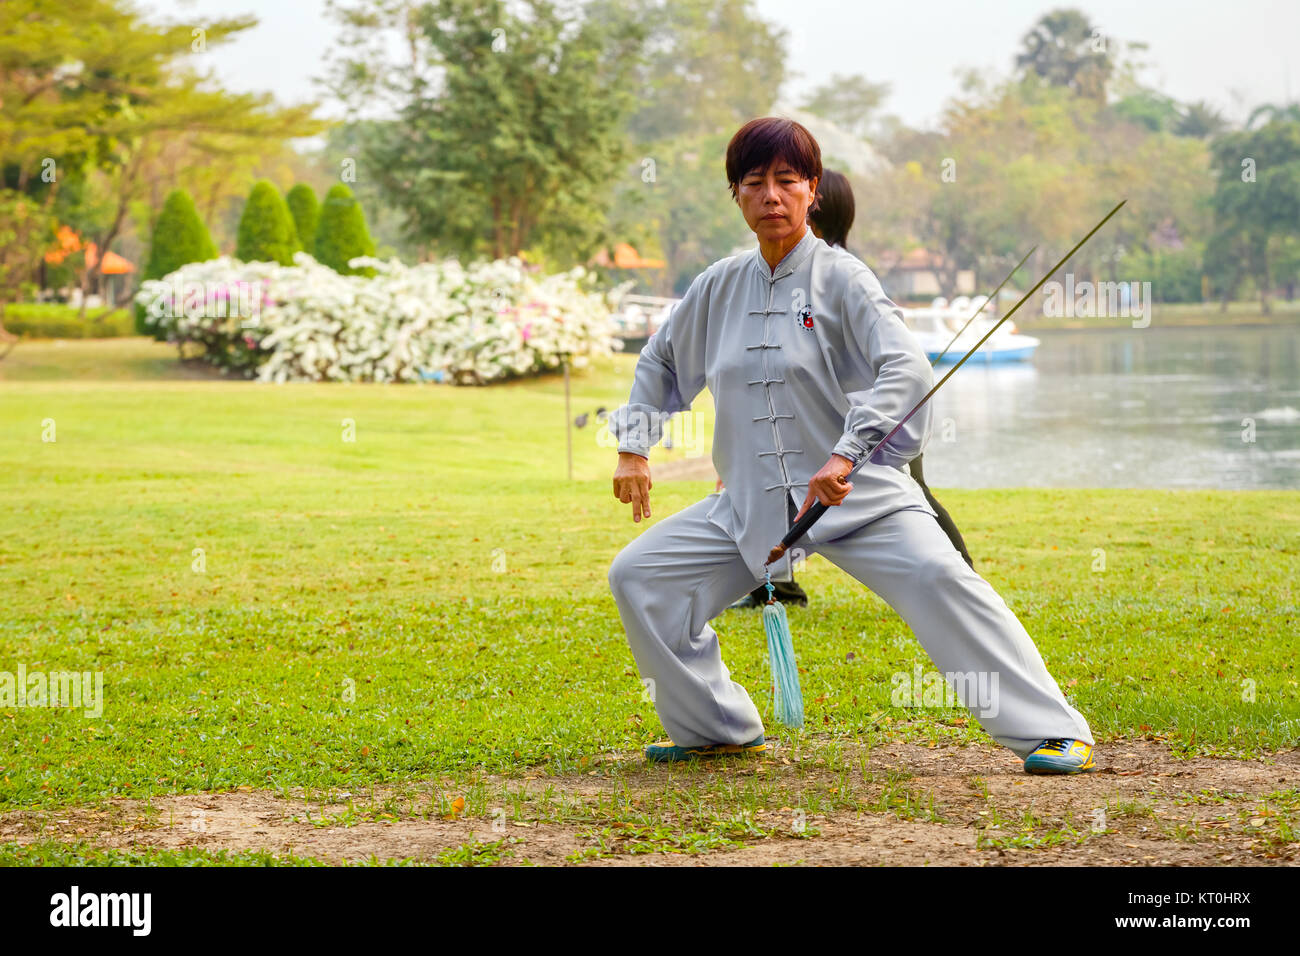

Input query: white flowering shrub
[134,252,630,384]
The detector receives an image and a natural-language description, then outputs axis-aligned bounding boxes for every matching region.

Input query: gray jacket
[610,224,937,582]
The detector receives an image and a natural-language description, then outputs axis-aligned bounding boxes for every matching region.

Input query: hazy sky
[148,0,1297,130]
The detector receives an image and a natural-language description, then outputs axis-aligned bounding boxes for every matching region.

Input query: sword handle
[767,499,829,564]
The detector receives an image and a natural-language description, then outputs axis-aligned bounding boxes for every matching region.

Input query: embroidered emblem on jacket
[797,305,815,330]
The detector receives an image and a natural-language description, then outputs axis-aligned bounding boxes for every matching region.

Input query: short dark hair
[810,168,855,248]
[725,117,822,210]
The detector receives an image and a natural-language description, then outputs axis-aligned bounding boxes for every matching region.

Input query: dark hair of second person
[808,169,855,248]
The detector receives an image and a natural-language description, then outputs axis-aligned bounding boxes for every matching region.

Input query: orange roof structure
[87,245,135,275]
[43,225,135,274]
[877,247,947,271]
[592,242,665,269]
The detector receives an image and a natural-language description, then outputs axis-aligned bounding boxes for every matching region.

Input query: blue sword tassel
[762,567,803,729]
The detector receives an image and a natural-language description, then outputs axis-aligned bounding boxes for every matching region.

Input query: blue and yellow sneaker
[644,734,767,762]
[1023,738,1096,774]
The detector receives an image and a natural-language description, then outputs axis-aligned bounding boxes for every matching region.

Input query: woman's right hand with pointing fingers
[613,451,653,522]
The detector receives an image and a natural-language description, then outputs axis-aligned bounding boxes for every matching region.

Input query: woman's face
[736,159,818,244]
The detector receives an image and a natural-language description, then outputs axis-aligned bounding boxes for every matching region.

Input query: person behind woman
[725,168,973,609]
[812,169,975,569]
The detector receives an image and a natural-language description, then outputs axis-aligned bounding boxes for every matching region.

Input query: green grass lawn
[1,338,1298,816]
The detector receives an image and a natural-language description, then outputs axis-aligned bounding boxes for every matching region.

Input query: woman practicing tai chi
[607,117,1095,774]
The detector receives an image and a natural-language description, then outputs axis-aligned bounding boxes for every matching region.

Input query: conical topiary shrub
[285,184,320,258]
[314,183,376,276]
[236,179,300,266]
[136,188,219,337]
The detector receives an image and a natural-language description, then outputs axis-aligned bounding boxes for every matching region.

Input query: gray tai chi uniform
[607,224,1092,759]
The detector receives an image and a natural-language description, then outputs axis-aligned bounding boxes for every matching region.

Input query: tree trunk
[935,254,960,301]
[491,194,503,260]
[0,302,17,361]
[509,195,524,258]
[76,264,91,318]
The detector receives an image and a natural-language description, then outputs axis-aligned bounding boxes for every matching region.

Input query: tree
[325,0,645,264]
[317,122,423,262]
[1206,119,1300,313]
[314,183,376,275]
[286,184,321,257]
[1014,7,1113,102]
[861,57,1215,309]
[800,74,892,142]
[1203,227,1251,309]
[135,188,219,336]
[0,0,331,314]
[596,0,791,289]
[0,190,55,356]
[606,130,754,295]
[318,0,438,121]
[1272,235,1300,302]
[1175,100,1229,139]
[1112,89,1181,133]
[236,180,300,265]
[605,0,789,145]
[1247,101,1300,129]
[886,76,1105,301]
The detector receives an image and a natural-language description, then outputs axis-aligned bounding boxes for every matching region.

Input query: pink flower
[521,322,533,342]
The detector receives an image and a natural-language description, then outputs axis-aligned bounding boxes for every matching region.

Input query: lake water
[918,325,1300,490]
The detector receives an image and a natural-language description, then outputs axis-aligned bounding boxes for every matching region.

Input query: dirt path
[3,739,1297,865]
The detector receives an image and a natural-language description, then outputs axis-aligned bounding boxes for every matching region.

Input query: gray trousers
[607,495,1093,760]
